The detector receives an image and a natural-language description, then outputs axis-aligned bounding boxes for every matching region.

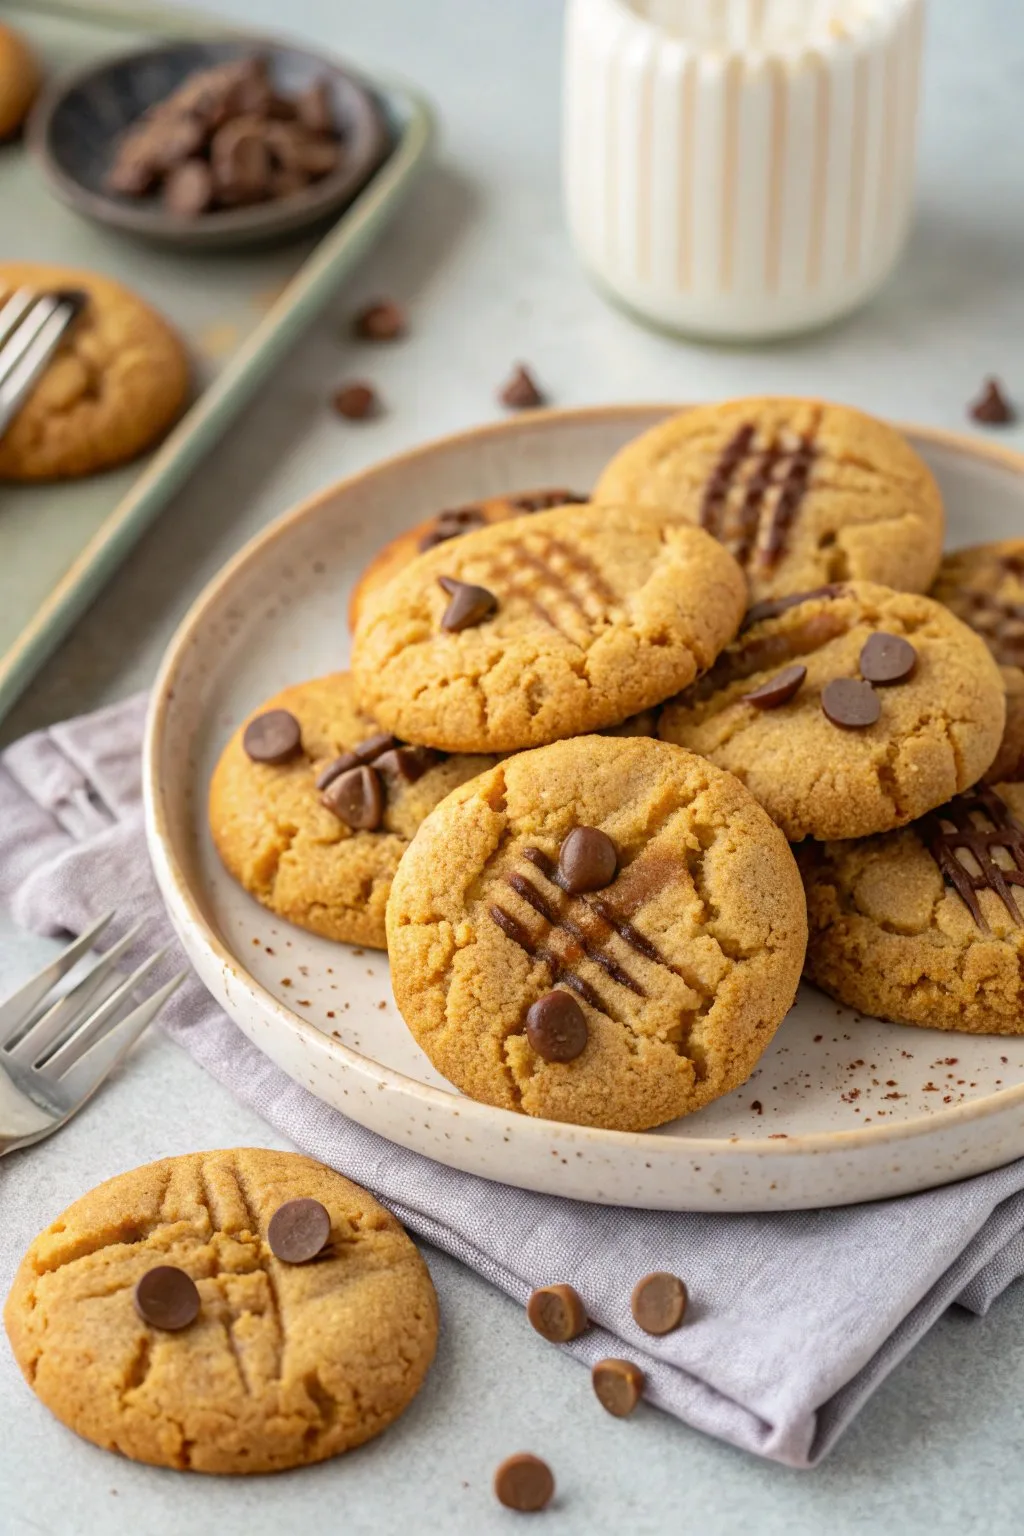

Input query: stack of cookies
[211,395,1021,1134]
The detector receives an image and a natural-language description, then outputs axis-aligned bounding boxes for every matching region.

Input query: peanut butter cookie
[593,397,944,603]
[0,262,189,480]
[4,1149,438,1473]
[352,503,747,754]
[209,672,494,948]
[800,781,1024,1034]
[347,487,588,630]
[386,736,807,1132]
[659,582,1005,842]
[0,22,39,139]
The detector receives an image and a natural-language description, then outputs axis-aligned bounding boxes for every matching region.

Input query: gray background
[2,1,1024,1532]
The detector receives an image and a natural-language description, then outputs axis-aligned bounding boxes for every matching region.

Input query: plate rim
[143,402,1024,1162]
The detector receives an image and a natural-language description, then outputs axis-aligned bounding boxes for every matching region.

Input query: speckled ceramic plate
[144,406,1024,1211]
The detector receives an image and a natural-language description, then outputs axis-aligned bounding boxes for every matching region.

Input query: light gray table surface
[2,2,1024,1532]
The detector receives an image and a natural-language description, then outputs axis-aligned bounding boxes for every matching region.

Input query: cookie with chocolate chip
[346,488,589,631]
[385,735,806,1131]
[208,672,494,947]
[593,397,945,603]
[659,581,1005,842]
[352,503,747,754]
[3,1149,438,1472]
[800,780,1024,1034]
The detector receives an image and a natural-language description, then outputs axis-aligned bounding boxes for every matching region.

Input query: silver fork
[0,287,86,444]
[0,913,185,1156]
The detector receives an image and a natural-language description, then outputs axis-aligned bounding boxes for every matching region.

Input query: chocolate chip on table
[500,364,545,410]
[134,1266,200,1331]
[267,1197,331,1264]
[558,827,617,894]
[631,1272,688,1335]
[162,158,215,217]
[493,1453,555,1513]
[243,708,303,764]
[438,576,498,632]
[333,382,379,420]
[527,1284,589,1343]
[741,663,806,710]
[592,1358,645,1418]
[859,632,917,685]
[321,764,384,830]
[821,677,881,729]
[525,991,588,1062]
[353,299,407,342]
[970,377,1015,426]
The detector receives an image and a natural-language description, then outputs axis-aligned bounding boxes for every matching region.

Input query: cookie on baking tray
[0,22,39,139]
[0,262,189,481]
[209,672,494,949]
[351,502,748,754]
[658,581,1005,842]
[800,778,1024,1035]
[592,397,945,603]
[347,487,589,630]
[385,735,807,1132]
[3,1149,438,1473]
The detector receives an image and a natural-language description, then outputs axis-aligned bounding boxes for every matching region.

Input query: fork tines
[0,287,87,441]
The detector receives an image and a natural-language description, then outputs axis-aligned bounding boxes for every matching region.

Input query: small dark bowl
[27,38,392,249]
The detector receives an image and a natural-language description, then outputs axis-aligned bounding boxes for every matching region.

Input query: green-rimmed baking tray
[0,0,432,722]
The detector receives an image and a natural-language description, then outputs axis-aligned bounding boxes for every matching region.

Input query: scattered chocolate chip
[353,299,406,341]
[333,382,378,420]
[525,990,588,1062]
[741,584,844,631]
[741,663,806,709]
[438,576,497,632]
[859,632,917,685]
[558,827,617,894]
[500,364,545,410]
[162,158,214,216]
[134,1266,200,1331]
[322,764,384,829]
[526,1284,589,1343]
[970,377,1015,426]
[821,677,881,729]
[494,1454,555,1513]
[592,1358,645,1418]
[631,1272,687,1335]
[511,489,587,512]
[374,744,442,783]
[267,1197,331,1264]
[243,708,302,764]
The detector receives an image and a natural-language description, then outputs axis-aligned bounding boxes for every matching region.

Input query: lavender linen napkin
[2,694,1024,1469]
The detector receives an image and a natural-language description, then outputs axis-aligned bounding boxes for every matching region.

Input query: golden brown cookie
[0,263,189,480]
[593,397,944,603]
[800,782,1024,1034]
[209,672,495,949]
[386,736,807,1131]
[347,488,589,630]
[931,540,1024,670]
[351,503,747,754]
[0,23,39,139]
[3,1149,439,1473]
[659,581,1005,842]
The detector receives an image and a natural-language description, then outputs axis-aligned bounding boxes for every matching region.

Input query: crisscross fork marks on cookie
[921,785,1024,930]
[700,423,819,571]
[479,533,622,642]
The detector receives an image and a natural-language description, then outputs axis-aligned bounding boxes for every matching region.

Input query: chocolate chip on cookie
[631,1272,687,1335]
[316,732,397,789]
[525,991,589,1062]
[527,1284,589,1343]
[243,708,303,764]
[557,827,618,894]
[438,576,498,632]
[322,764,384,830]
[741,663,806,709]
[418,506,488,552]
[134,1266,200,1331]
[592,1358,644,1418]
[821,677,881,729]
[859,633,917,685]
[267,1197,331,1263]
[374,744,442,783]
[494,1453,555,1512]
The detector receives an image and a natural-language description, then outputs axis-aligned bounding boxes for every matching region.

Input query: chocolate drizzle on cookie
[920,785,1024,930]
[700,424,818,571]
